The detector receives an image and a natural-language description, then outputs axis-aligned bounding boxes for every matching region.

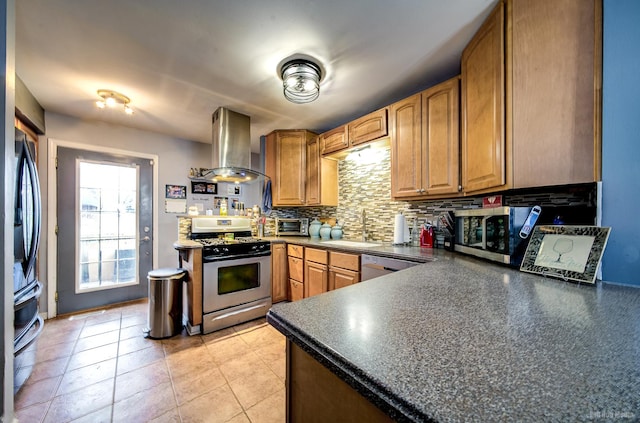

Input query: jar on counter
[330,223,343,240]
[220,200,228,216]
[309,218,322,238]
[319,223,332,240]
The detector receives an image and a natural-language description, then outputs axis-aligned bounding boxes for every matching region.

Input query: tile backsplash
[273,148,596,243]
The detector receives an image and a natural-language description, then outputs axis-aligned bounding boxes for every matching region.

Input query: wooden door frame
[46,138,159,318]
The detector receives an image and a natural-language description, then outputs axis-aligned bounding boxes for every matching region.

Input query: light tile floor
[14,300,286,423]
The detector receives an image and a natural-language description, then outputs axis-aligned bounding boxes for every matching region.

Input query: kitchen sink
[320,240,382,248]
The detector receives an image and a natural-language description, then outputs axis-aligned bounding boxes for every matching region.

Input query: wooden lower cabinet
[329,267,359,290]
[328,251,360,290]
[287,244,304,302]
[289,279,304,302]
[271,243,288,303]
[304,248,328,298]
[287,341,393,422]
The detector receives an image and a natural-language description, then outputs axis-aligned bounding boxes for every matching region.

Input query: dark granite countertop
[267,254,640,422]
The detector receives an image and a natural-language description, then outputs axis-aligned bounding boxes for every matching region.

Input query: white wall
[39,112,214,314]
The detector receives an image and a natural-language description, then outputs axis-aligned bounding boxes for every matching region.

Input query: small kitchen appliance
[275,217,309,236]
[454,205,596,266]
[190,217,272,334]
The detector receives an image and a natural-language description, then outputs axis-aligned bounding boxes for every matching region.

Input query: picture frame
[191,181,217,195]
[520,225,611,284]
[165,184,186,199]
[227,185,241,195]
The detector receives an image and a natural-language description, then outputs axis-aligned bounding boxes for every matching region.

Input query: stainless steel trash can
[145,268,186,339]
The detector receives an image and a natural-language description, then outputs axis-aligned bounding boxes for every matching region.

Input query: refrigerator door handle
[14,314,44,356]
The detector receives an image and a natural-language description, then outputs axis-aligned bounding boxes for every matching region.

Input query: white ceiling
[16,0,497,154]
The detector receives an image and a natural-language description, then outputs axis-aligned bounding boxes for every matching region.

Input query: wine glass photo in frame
[534,234,594,273]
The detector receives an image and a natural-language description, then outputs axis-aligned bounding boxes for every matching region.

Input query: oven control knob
[213,248,220,253]
[223,247,229,252]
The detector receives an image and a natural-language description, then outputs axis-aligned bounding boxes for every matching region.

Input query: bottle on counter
[411,218,420,247]
[220,200,228,216]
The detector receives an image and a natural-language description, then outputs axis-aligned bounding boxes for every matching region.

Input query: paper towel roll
[393,213,406,245]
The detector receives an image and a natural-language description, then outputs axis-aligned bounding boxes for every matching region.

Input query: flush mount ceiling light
[280,58,323,104]
[95,89,134,115]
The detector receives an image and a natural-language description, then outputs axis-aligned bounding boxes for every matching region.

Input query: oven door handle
[203,251,271,262]
[210,303,268,322]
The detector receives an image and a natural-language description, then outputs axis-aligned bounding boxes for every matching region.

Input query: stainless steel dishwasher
[360,254,421,281]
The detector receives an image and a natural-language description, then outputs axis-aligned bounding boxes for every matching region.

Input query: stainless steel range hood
[200,107,266,184]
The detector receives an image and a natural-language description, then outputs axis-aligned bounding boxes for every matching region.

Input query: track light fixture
[96,89,134,115]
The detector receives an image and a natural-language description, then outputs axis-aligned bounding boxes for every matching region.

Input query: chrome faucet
[361,209,367,242]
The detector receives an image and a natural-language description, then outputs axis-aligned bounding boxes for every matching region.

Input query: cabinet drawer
[329,251,360,271]
[289,279,304,302]
[288,244,304,259]
[305,247,328,264]
[288,256,304,282]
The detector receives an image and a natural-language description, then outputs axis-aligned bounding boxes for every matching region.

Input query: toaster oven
[275,217,309,236]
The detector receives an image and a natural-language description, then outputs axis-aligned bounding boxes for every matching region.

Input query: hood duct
[198,107,266,184]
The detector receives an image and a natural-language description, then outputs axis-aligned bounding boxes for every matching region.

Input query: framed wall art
[165,184,186,199]
[520,225,611,284]
[191,181,217,194]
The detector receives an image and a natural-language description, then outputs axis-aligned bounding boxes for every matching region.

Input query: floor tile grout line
[35,315,88,422]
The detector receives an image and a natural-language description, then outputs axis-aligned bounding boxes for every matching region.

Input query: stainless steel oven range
[190,217,271,334]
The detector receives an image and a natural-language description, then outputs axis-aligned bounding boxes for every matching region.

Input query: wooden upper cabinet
[460,0,601,194]
[265,130,308,206]
[422,77,460,196]
[321,108,389,157]
[320,125,348,155]
[306,135,321,205]
[390,93,423,198]
[461,0,505,194]
[266,129,338,207]
[348,108,388,147]
[307,134,338,207]
[509,0,601,188]
[390,77,460,199]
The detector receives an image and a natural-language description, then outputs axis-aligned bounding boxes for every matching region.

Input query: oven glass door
[203,255,270,313]
[218,262,260,295]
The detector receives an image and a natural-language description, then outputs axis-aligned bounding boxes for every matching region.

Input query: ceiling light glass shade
[281,59,322,104]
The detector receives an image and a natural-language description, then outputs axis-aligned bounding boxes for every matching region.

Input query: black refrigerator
[13,128,44,389]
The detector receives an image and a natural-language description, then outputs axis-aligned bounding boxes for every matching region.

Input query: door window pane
[77,161,139,291]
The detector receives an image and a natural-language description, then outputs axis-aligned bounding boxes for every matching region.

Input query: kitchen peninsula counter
[267,254,640,422]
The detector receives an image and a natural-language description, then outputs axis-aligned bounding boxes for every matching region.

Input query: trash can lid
[147,268,186,280]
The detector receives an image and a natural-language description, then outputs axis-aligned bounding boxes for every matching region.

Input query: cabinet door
[306,135,321,205]
[390,93,423,198]
[461,1,505,194]
[510,0,599,187]
[348,108,388,147]
[271,243,288,303]
[422,76,460,196]
[329,267,360,291]
[265,131,306,206]
[320,125,348,155]
[304,261,328,298]
[289,279,304,302]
